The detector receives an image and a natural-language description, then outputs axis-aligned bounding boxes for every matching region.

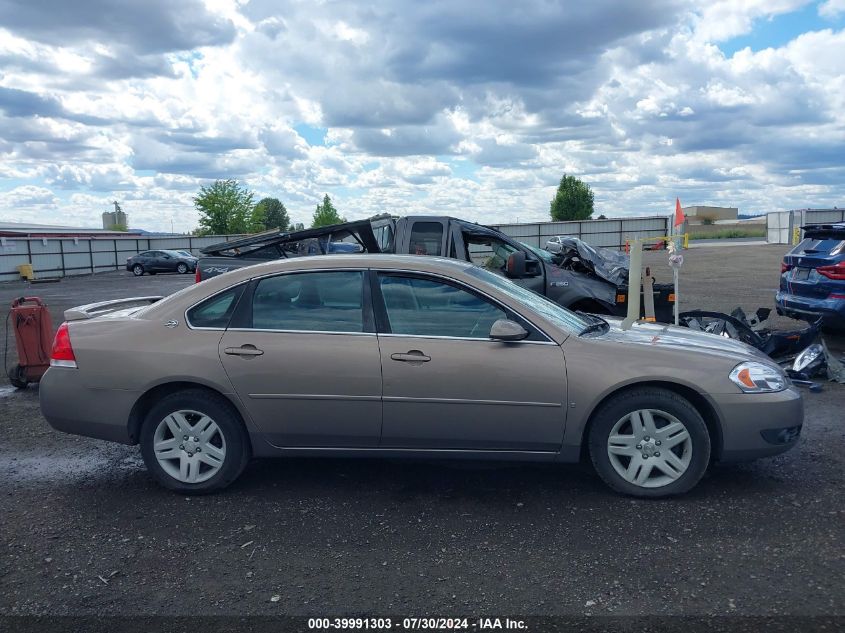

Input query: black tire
[139,389,251,494]
[132,264,144,276]
[588,388,711,498]
[176,263,188,274]
[8,365,28,389]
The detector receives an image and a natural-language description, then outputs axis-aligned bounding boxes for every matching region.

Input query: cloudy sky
[0,0,843,232]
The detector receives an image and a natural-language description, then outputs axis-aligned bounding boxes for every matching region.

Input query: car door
[217,269,383,448]
[159,251,177,272]
[144,251,163,271]
[374,271,567,452]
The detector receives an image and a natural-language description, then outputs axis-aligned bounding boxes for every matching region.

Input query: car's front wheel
[176,263,188,274]
[139,390,250,493]
[588,388,711,497]
[132,264,144,276]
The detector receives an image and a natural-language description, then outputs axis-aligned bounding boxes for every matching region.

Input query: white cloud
[819,0,845,18]
[0,0,843,231]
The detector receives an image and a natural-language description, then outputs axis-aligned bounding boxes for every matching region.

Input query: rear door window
[409,222,444,256]
[250,271,365,333]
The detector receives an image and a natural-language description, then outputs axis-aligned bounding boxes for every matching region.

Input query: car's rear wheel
[176,263,188,274]
[588,388,710,497]
[139,390,250,494]
[132,264,144,276]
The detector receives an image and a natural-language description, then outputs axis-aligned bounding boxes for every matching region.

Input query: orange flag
[674,198,685,227]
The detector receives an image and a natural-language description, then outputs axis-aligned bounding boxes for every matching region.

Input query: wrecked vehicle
[196,215,675,321]
[678,307,845,388]
[544,236,630,286]
[679,308,820,360]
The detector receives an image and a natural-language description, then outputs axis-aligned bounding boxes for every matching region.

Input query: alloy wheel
[153,409,227,484]
[606,408,693,488]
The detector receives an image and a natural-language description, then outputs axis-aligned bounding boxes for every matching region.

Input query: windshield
[466,266,589,334]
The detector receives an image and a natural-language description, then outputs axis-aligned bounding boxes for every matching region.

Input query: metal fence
[492,216,671,249]
[766,209,845,244]
[0,235,241,282]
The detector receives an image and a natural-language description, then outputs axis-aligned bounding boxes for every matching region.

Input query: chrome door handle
[390,350,431,363]
[224,345,264,357]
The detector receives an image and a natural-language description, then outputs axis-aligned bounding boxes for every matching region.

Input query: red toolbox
[7,297,54,388]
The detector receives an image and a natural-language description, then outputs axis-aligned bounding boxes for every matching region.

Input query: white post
[673,266,680,326]
[622,239,642,331]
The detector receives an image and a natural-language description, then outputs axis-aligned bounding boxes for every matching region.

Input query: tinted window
[379,275,506,338]
[187,285,245,328]
[409,222,443,256]
[251,272,364,332]
[793,237,845,256]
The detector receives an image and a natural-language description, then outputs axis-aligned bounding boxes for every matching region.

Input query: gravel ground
[0,245,843,618]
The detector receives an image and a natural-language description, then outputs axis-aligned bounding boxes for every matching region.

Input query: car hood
[594,317,770,363]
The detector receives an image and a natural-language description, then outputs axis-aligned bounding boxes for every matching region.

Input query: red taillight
[781,262,793,274]
[817,262,845,280]
[50,322,77,368]
[195,267,201,283]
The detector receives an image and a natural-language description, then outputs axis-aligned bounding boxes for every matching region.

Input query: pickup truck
[195,215,674,321]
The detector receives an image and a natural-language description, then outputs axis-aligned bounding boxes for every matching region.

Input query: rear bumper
[39,367,139,444]
[775,291,845,328]
[714,386,804,462]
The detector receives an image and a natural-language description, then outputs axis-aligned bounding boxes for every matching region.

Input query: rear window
[187,284,246,329]
[409,222,443,256]
[793,237,845,256]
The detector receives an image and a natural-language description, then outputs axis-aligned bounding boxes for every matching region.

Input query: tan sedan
[40,255,802,497]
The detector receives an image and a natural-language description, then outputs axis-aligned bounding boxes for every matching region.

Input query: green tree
[311,194,345,228]
[193,179,255,235]
[254,197,290,231]
[550,174,594,221]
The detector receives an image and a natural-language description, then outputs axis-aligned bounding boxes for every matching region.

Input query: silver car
[40,255,803,497]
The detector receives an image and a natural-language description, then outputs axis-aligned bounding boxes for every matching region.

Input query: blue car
[776,223,845,329]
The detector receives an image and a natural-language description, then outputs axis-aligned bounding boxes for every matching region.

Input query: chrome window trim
[227,327,376,336]
[184,265,559,343]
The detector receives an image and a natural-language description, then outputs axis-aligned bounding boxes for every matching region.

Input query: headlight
[792,344,823,373]
[729,362,787,393]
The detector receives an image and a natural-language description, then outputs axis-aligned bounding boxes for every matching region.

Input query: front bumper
[714,386,804,462]
[39,367,139,444]
[775,291,845,329]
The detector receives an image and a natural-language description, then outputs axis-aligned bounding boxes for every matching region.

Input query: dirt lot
[1,245,843,618]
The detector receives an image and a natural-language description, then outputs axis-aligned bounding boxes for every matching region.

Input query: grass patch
[689,228,766,240]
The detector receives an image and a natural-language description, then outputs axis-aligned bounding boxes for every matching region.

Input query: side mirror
[506,252,526,278]
[489,319,529,342]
